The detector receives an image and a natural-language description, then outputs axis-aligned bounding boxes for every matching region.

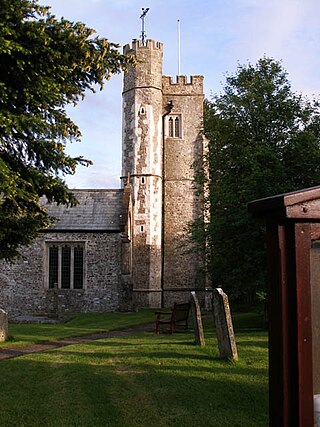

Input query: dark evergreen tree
[0,0,134,259]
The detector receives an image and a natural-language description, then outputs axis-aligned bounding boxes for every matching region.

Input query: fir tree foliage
[203,57,320,303]
[0,0,135,259]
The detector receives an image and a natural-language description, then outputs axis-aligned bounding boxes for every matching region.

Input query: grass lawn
[0,311,268,427]
[0,309,157,347]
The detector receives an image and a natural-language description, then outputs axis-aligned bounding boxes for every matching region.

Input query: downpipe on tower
[160,100,174,308]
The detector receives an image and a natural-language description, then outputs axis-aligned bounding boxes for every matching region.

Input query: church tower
[122,39,207,308]
[122,39,163,307]
[162,75,206,306]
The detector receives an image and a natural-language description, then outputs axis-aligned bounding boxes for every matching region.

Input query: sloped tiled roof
[43,189,123,231]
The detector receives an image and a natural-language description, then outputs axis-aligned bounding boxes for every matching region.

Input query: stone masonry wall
[0,232,128,318]
[162,74,206,305]
[122,39,164,307]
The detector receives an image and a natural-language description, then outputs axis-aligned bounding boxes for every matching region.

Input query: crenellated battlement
[162,75,204,95]
[123,39,163,54]
[163,75,203,85]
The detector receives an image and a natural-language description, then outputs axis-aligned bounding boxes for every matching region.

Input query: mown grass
[1,309,156,347]
[0,311,268,426]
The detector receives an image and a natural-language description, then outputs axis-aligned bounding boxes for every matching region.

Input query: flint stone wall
[0,232,130,319]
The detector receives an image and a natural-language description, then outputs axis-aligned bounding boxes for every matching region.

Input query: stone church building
[0,39,208,319]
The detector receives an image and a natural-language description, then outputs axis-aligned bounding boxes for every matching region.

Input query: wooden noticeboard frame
[249,186,320,427]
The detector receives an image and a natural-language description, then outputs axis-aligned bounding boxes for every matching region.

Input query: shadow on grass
[0,349,268,427]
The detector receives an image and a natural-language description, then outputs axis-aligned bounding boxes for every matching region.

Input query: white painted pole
[178,18,181,76]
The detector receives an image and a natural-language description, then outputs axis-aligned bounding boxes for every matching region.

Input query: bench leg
[170,320,174,334]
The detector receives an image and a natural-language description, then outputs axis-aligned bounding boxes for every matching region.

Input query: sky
[46,0,320,189]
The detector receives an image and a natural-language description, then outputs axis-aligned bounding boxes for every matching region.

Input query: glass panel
[311,240,320,424]
[73,245,84,289]
[175,116,180,138]
[48,246,58,289]
[168,117,173,137]
[61,245,71,289]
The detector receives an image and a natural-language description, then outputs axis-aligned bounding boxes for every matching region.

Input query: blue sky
[46,0,320,189]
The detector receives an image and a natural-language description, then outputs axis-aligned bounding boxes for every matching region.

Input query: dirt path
[0,323,154,361]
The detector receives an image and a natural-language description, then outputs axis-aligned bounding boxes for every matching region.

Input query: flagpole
[178,19,181,76]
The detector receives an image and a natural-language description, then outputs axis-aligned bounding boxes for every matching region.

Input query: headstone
[0,309,8,342]
[212,288,238,361]
[190,291,205,346]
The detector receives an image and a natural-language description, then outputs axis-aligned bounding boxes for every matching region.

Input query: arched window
[175,117,180,138]
[167,115,182,138]
[168,117,174,137]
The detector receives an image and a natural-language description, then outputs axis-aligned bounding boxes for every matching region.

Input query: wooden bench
[155,302,190,334]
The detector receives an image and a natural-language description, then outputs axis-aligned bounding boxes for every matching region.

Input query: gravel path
[0,323,154,361]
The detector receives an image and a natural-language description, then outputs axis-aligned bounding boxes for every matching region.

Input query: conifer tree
[0,0,134,259]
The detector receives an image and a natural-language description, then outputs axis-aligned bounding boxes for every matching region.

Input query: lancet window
[167,115,182,138]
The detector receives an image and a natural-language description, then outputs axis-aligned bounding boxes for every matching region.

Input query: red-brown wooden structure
[249,186,320,426]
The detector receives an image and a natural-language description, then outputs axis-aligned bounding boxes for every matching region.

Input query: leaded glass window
[73,245,84,289]
[48,245,58,289]
[61,245,71,288]
[47,243,85,289]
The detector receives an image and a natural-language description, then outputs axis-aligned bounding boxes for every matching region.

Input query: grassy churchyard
[0,310,268,427]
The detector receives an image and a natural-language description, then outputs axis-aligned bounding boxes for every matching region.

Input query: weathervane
[140,8,150,46]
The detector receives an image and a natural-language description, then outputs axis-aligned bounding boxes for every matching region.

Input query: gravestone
[190,291,205,346]
[0,309,8,342]
[212,288,238,361]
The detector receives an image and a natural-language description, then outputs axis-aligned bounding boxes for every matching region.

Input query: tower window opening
[168,117,174,137]
[175,117,180,138]
[167,115,182,138]
[139,106,146,115]
[140,225,144,232]
[141,177,145,184]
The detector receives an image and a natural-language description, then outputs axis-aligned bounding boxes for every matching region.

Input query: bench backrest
[173,302,190,322]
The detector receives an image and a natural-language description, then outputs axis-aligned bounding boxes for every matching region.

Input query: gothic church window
[168,117,174,137]
[167,115,182,138]
[174,117,180,138]
[47,243,85,289]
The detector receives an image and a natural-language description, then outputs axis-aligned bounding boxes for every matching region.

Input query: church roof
[43,189,123,232]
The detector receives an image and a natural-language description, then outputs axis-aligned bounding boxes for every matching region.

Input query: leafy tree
[202,57,320,303]
[0,0,134,259]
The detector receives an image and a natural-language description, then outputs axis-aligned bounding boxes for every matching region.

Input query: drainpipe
[161,101,174,308]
